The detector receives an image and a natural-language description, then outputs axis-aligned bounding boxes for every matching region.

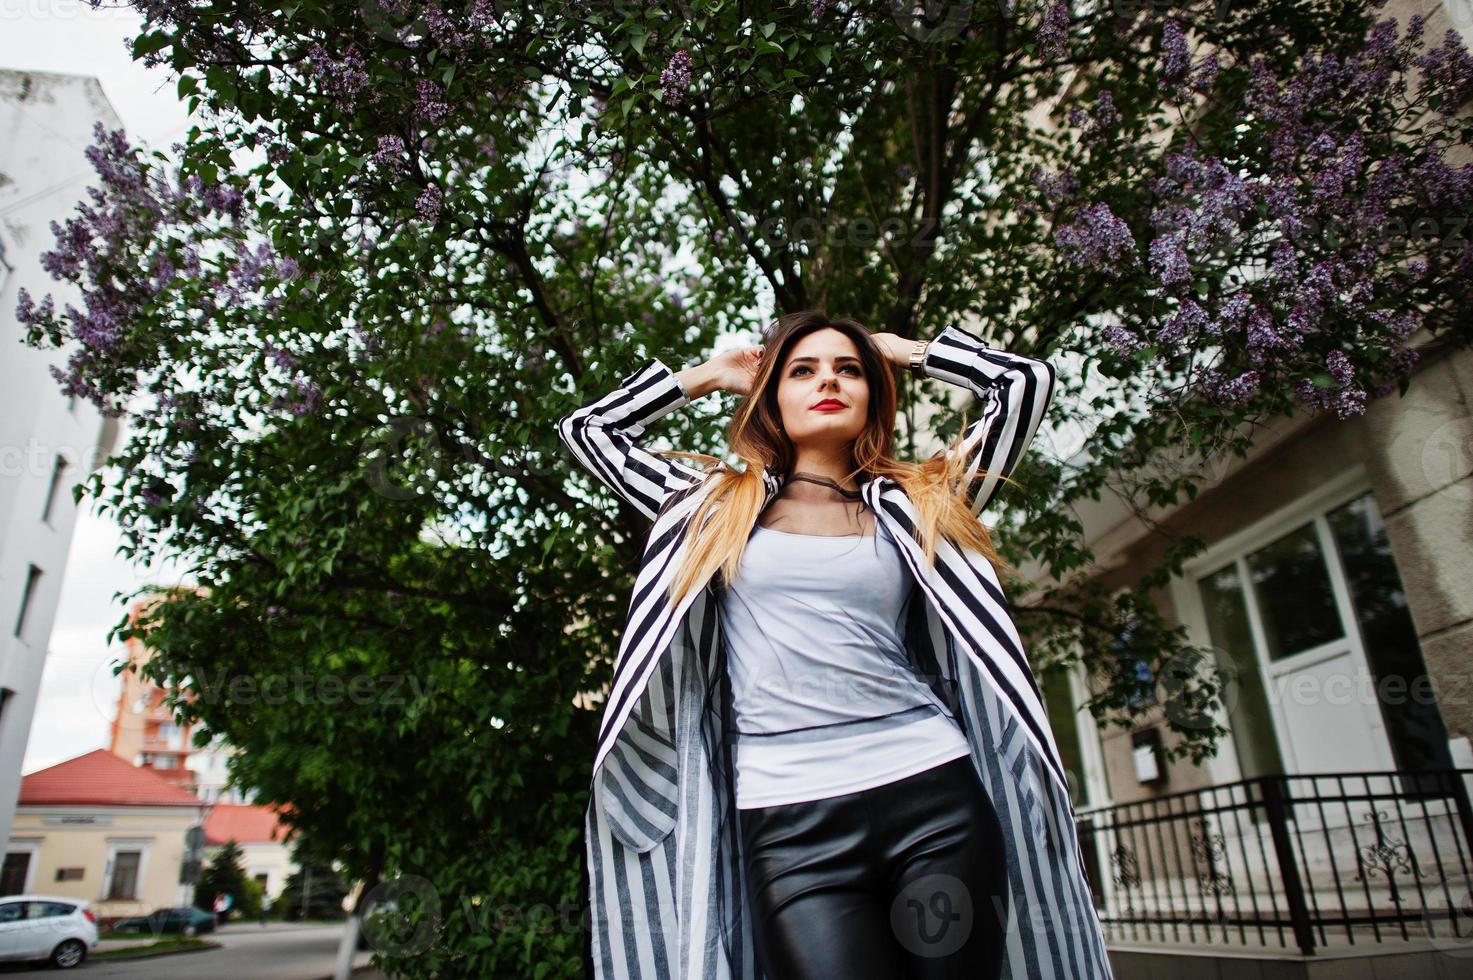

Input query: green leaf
[177,75,198,99]
[760,21,776,38]
[817,45,833,66]
[631,32,647,57]
[132,31,171,59]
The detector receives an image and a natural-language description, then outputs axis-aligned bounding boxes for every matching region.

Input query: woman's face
[774,328,871,450]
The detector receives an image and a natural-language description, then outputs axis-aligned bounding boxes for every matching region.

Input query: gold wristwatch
[907,339,930,375]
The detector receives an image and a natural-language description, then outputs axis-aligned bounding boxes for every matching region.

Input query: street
[0,922,379,978]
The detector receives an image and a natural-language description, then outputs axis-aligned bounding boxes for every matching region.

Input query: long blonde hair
[658,311,1019,607]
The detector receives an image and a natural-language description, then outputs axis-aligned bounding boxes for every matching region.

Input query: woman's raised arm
[557,357,708,522]
[556,346,759,522]
[910,321,1057,518]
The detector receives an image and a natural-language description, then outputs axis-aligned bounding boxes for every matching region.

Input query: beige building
[4,749,206,926]
[1011,3,1473,975]
[2,592,300,913]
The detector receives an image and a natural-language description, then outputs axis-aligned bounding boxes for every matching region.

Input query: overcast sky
[4,1,196,774]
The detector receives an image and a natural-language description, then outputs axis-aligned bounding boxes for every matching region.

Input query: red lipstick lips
[811,399,846,411]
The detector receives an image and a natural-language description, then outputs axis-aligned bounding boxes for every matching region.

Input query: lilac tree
[17,1,1473,975]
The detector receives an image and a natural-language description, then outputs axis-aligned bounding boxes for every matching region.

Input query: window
[2,848,31,895]
[54,868,84,882]
[155,722,183,748]
[1198,562,1286,779]
[41,455,68,524]
[1324,492,1452,774]
[13,565,42,640]
[1243,520,1344,661]
[106,851,141,900]
[0,901,23,923]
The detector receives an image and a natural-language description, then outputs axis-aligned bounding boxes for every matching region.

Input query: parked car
[111,904,218,936]
[0,895,98,969]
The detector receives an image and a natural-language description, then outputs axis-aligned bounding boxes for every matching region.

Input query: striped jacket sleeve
[918,321,1057,517]
[557,355,707,522]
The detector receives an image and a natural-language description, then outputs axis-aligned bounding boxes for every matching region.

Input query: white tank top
[718,520,971,809]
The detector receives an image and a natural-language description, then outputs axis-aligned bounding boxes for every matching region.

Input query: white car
[0,895,98,969]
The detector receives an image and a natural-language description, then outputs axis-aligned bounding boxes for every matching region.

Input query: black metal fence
[1074,769,1473,954]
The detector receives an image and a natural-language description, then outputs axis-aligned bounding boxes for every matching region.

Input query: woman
[559,312,1113,980]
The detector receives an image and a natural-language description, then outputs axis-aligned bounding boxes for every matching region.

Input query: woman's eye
[790,365,862,376]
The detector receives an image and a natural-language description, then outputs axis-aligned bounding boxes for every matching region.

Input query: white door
[1176,484,1468,929]
[1193,493,1403,779]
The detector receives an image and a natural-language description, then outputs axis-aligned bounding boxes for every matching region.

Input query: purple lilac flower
[416,185,444,222]
[1068,90,1120,144]
[1200,367,1261,406]
[1415,29,1473,116]
[424,3,469,50]
[1103,323,1148,357]
[371,135,408,179]
[15,288,56,329]
[1269,240,1300,280]
[414,79,451,126]
[661,50,693,106]
[1054,202,1137,273]
[1036,2,1069,62]
[1149,231,1191,288]
[1156,298,1209,344]
[306,43,371,107]
[1033,165,1080,209]
[1295,376,1368,419]
[1192,51,1221,93]
[1161,20,1190,81]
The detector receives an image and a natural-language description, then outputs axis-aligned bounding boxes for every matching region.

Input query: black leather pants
[737,754,1010,980]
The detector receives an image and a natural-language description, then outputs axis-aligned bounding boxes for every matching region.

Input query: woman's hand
[676,345,764,399]
[710,345,764,396]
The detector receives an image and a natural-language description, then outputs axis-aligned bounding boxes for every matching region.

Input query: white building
[0,69,123,858]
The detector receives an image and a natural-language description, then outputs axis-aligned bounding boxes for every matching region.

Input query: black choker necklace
[787,471,863,499]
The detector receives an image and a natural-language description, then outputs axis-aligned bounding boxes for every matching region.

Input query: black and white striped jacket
[558,321,1114,979]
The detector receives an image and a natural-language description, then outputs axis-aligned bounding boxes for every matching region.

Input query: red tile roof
[204,803,291,846]
[19,749,204,807]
